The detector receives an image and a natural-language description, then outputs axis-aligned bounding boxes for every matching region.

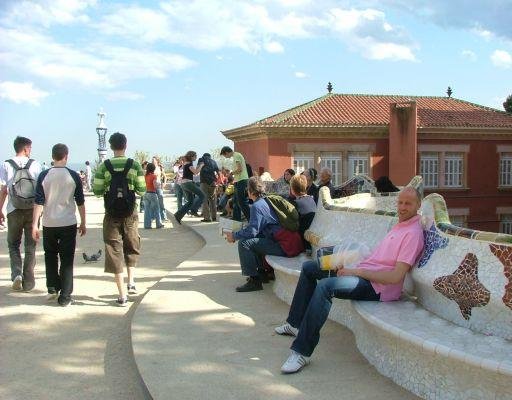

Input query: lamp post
[96,109,108,163]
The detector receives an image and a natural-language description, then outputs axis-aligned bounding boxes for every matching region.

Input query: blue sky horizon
[1,0,511,166]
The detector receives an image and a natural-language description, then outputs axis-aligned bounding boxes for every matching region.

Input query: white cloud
[95,6,171,43]
[381,0,512,41]
[461,49,477,61]
[0,28,196,89]
[106,91,144,101]
[294,71,308,78]
[0,81,49,105]
[1,0,96,27]
[328,8,417,61]
[491,50,512,68]
[264,41,284,53]
[94,2,416,61]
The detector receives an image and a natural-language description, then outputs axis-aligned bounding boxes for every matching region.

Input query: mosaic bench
[266,184,512,400]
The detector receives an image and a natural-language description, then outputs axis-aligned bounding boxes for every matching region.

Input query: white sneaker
[274,322,298,337]
[12,275,23,291]
[281,350,310,374]
[116,296,128,307]
[127,284,137,295]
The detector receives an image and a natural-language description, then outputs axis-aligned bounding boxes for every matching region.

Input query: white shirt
[35,167,84,227]
[0,156,41,215]
[85,165,92,180]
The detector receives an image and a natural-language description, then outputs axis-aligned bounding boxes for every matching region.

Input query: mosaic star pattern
[417,224,449,268]
[489,243,512,311]
[433,253,490,320]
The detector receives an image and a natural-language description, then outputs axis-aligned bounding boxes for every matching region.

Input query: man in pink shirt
[275,187,424,373]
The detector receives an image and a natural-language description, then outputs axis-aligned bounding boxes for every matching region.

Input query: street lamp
[96,109,108,163]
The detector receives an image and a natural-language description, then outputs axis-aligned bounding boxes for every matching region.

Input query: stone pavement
[0,194,203,400]
[1,194,418,399]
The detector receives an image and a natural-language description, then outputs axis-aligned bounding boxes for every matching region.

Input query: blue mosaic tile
[418,224,449,268]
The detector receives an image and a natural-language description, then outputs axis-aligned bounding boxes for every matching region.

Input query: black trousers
[43,225,77,298]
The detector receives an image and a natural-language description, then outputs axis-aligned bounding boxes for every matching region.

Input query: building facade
[222,93,512,232]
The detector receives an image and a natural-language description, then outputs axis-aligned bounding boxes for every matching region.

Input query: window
[420,153,439,188]
[293,152,314,174]
[500,153,512,187]
[419,151,465,189]
[320,152,342,185]
[500,214,512,234]
[444,153,463,188]
[348,152,369,178]
[450,215,466,228]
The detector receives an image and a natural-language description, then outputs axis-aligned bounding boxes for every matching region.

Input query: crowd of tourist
[1,134,424,376]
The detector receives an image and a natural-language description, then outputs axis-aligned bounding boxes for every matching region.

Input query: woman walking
[173,151,205,224]
[143,163,164,229]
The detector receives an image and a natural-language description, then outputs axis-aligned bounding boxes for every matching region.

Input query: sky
[1,0,511,166]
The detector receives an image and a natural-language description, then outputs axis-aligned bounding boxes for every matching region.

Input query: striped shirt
[93,157,146,205]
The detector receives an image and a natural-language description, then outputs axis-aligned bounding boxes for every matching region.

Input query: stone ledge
[266,254,512,399]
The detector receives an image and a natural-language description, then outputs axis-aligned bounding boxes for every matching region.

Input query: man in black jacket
[198,153,219,222]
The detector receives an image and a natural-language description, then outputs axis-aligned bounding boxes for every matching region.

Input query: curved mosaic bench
[266,184,512,400]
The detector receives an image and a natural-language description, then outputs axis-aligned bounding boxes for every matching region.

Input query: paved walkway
[0,195,203,400]
[1,195,418,399]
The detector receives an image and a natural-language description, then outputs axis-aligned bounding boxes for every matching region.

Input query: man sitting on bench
[275,187,425,373]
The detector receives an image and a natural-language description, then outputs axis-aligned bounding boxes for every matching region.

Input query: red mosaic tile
[489,244,512,311]
[433,253,491,320]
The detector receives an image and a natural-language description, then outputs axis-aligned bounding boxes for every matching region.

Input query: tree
[504,94,512,113]
[133,150,149,164]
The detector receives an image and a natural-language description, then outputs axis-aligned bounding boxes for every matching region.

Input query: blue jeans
[219,193,230,210]
[156,188,166,220]
[143,192,162,228]
[238,236,286,277]
[288,260,380,357]
[175,181,205,220]
[175,183,184,208]
[233,179,250,221]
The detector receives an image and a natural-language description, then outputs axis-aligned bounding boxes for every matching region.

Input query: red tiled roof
[249,94,512,129]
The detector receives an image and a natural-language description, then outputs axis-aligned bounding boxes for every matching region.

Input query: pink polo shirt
[358,215,424,302]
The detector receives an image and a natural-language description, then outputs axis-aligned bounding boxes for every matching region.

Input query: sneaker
[156,224,165,229]
[47,287,59,300]
[236,277,263,292]
[116,296,128,307]
[12,275,23,291]
[274,323,298,337]
[58,296,72,307]
[281,350,310,374]
[127,284,137,295]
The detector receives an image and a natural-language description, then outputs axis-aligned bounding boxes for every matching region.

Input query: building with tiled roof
[222,90,512,232]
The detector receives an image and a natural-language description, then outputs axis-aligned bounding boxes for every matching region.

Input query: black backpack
[103,158,135,218]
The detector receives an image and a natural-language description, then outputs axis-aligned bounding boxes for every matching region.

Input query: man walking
[32,144,86,306]
[220,146,249,221]
[93,132,146,306]
[85,161,92,192]
[198,153,219,222]
[0,136,41,291]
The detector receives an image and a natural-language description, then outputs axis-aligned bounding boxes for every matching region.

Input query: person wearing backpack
[32,144,86,306]
[198,153,219,222]
[93,132,146,306]
[0,136,42,291]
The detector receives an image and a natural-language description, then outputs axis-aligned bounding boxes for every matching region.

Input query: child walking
[32,144,86,306]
